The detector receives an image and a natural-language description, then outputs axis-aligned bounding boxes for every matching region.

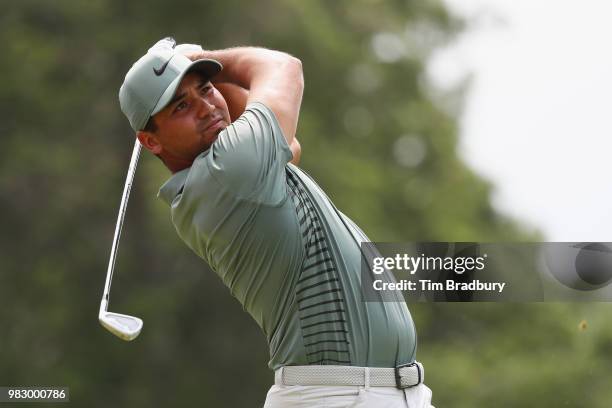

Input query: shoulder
[204,102,292,201]
[231,102,286,137]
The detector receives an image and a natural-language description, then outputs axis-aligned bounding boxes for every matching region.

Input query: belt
[275,362,424,389]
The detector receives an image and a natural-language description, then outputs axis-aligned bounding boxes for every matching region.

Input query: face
[139,72,231,168]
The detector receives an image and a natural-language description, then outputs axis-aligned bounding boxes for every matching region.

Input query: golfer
[119,37,434,407]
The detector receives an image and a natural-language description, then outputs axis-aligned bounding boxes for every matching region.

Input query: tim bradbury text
[373,279,507,293]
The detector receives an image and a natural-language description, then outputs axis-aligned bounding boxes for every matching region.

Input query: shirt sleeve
[207,102,293,204]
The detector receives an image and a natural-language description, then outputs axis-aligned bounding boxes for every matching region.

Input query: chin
[198,137,216,152]
[209,133,220,144]
[209,127,226,142]
[216,122,229,135]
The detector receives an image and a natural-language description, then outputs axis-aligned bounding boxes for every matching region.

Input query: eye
[200,85,212,95]
[174,101,188,113]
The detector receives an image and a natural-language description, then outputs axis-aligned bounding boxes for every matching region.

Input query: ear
[137,131,162,155]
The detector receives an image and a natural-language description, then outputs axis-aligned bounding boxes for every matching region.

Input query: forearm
[214,82,248,122]
[200,47,299,90]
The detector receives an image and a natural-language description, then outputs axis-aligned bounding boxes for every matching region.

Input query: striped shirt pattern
[286,168,352,365]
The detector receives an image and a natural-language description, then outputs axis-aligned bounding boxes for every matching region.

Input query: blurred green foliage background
[1,0,610,406]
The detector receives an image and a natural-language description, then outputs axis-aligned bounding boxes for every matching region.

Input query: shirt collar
[158,167,190,206]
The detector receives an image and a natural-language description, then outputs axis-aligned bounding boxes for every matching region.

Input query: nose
[195,95,214,118]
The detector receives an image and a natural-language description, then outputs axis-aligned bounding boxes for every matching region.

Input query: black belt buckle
[395,362,421,389]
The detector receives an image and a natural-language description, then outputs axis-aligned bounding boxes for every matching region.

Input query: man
[119,37,434,407]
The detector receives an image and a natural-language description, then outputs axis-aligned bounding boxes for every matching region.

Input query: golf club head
[99,311,143,341]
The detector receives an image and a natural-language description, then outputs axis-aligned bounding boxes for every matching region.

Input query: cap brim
[151,59,223,116]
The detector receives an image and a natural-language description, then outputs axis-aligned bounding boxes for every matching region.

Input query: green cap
[119,37,222,131]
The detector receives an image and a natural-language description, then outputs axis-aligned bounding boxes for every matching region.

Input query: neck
[159,154,193,174]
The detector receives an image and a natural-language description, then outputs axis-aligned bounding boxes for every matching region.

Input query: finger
[175,43,203,60]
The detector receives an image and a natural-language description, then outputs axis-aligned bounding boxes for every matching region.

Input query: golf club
[99,139,143,341]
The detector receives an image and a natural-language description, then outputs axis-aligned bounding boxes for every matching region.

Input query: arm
[288,138,301,166]
[214,82,248,122]
[212,59,302,165]
[188,47,304,148]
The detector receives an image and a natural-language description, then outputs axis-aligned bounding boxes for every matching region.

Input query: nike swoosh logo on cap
[153,59,171,76]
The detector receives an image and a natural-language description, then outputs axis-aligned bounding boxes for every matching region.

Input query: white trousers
[263,383,434,408]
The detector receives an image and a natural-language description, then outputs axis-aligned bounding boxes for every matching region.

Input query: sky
[428,0,612,241]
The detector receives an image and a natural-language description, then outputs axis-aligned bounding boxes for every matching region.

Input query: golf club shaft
[100,140,142,313]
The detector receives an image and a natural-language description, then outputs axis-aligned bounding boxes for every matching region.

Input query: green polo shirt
[159,102,417,370]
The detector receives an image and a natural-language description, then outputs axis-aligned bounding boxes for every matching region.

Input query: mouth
[204,117,226,134]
